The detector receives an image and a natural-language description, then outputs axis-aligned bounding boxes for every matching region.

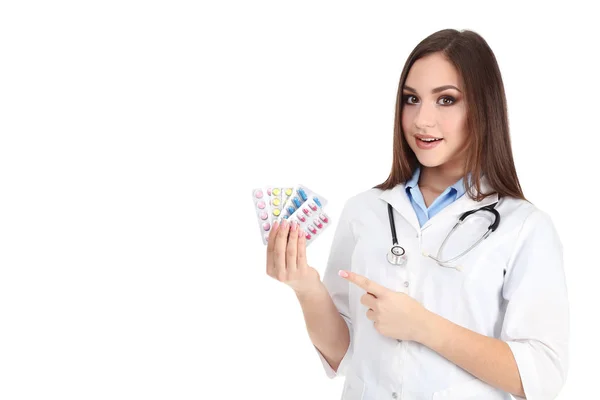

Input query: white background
[0,1,597,399]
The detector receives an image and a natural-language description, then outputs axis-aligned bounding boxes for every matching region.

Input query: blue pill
[293,197,302,208]
[288,207,295,214]
[298,188,308,201]
[314,197,322,207]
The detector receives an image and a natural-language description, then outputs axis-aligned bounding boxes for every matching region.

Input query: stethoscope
[386,202,500,270]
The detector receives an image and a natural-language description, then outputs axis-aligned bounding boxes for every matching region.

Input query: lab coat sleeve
[501,210,569,400]
[313,199,356,379]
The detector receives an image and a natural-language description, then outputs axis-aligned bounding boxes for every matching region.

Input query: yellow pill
[273,188,281,196]
[285,188,293,196]
[273,209,281,216]
[273,198,280,206]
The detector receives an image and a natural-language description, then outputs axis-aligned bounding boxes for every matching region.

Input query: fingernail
[299,229,304,238]
[291,221,297,231]
[273,221,279,231]
[281,219,287,229]
[338,270,349,278]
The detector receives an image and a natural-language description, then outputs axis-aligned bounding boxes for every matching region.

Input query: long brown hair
[374,29,526,202]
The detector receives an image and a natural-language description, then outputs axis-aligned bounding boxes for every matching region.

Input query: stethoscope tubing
[387,202,500,268]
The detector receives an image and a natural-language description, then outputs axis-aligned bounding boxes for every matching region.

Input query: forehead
[405,52,461,89]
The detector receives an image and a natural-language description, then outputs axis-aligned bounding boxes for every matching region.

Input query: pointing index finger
[338,270,387,297]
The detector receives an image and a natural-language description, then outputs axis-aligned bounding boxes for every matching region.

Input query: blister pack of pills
[252,184,331,246]
[251,187,273,245]
[286,195,331,245]
[264,187,294,220]
[278,184,328,221]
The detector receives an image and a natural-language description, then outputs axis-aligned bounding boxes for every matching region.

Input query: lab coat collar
[378,174,499,232]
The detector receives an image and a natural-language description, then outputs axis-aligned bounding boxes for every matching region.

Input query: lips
[414,134,443,150]
[415,134,443,142]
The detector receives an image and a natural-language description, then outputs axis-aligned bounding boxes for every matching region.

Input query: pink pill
[305,233,312,240]
[309,202,317,211]
[254,189,264,199]
[262,222,271,231]
[260,211,268,220]
[267,188,272,195]
[314,220,323,229]
[308,225,316,234]
[303,208,312,216]
[319,213,329,223]
[298,214,306,222]
[257,200,266,209]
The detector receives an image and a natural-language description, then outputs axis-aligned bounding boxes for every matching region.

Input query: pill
[257,200,266,209]
[298,214,306,222]
[267,188,272,195]
[305,233,312,240]
[272,198,281,206]
[314,197,322,207]
[285,188,293,196]
[273,188,281,196]
[303,208,312,216]
[314,220,323,229]
[293,197,302,208]
[260,211,268,220]
[298,188,308,201]
[319,213,329,223]
[254,189,264,199]
[272,209,281,216]
[309,202,317,211]
[262,222,270,231]
[288,206,295,215]
[308,225,317,234]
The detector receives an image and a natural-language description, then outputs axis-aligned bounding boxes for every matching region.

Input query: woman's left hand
[338,269,431,342]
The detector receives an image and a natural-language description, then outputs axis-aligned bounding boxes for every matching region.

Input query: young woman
[265,29,568,400]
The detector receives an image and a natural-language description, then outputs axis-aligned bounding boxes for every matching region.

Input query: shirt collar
[380,174,498,231]
[404,167,421,190]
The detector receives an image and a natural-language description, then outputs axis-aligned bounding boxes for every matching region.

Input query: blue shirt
[405,167,467,227]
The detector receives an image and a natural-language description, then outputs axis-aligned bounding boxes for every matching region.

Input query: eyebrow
[403,85,462,94]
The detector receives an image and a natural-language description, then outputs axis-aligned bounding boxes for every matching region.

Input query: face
[401,52,468,169]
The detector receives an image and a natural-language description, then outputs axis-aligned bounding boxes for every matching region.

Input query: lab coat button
[392,392,398,399]
[404,281,409,288]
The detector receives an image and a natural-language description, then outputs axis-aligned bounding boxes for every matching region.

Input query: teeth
[420,137,441,142]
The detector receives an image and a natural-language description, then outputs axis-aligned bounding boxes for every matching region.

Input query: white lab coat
[315,177,569,400]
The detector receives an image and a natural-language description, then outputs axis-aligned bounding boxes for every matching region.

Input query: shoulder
[341,187,387,213]
[497,196,559,237]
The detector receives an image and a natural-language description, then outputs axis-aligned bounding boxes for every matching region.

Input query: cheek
[401,107,414,134]
[438,107,467,141]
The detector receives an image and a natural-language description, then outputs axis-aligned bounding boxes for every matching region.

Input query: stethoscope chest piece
[387,244,407,266]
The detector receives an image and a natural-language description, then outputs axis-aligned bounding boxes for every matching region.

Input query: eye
[403,95,418,105]
[438,96,456,106]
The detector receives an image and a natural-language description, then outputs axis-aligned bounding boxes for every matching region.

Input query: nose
[414,102,436,129]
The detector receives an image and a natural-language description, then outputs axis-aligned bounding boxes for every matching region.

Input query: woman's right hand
[266,219,321,294]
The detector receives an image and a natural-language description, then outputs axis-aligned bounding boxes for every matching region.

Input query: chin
[414,154,447,168]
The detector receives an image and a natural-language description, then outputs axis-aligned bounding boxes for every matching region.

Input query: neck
[419,162,466,193]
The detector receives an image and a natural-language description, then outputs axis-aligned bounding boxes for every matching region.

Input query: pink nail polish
[338,270,349,278]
